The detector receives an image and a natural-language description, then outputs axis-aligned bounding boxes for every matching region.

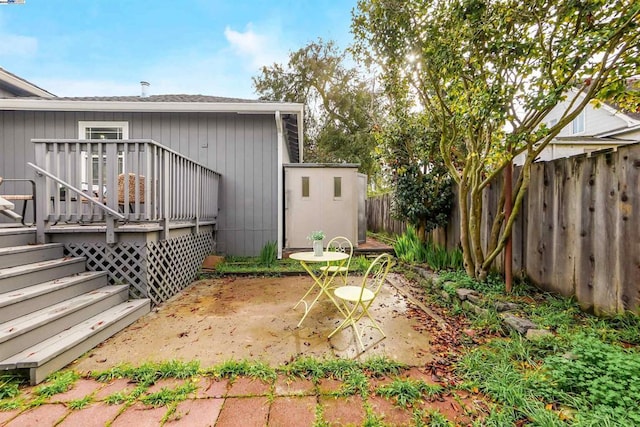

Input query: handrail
[27,162,125,220]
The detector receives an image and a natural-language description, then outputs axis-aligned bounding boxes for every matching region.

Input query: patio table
[290,251,349,327]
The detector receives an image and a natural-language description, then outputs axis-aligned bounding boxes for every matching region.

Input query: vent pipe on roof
[140,81,150,98]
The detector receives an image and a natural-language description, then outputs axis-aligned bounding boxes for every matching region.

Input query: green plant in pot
[308,230,325,256]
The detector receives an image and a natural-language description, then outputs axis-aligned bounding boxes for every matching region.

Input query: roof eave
[0,98,304,114]
[596,124,640,138]
[0,69,55,98]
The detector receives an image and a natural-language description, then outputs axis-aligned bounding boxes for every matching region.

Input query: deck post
[161,151,170,240]
[33,142,48,244]
[105,143,118,244]
[195,165,201,234]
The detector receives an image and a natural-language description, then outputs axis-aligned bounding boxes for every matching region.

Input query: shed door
[284,168,357,248]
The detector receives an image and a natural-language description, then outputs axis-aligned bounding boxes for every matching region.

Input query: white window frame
[571,110,585,134]
[78,121,129,187]
[78,121,129,140]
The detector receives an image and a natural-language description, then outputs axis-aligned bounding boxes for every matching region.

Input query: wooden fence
[367,143,640,315]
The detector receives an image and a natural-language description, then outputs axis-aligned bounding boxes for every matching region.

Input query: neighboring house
[0,78,304,260]
[514,89,640,165]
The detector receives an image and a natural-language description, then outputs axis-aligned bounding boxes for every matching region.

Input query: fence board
[616,150,640,312]
[574,156,596,311]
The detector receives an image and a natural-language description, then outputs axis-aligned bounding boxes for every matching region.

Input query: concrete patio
[72,274,434,373]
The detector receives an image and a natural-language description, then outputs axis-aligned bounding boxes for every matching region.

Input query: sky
[0,0,357,99]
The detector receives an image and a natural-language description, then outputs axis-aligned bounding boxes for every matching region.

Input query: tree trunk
[458,180,474,278]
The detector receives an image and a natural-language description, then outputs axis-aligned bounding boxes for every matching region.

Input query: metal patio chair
[328,253,393,351]
[319,236,353,286]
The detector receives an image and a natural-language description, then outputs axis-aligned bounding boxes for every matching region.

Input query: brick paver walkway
[1,368,483,426]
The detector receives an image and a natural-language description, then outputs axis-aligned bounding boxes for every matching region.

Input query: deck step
[0,243,64,269]
[0,299,150,385]
[0,228,35,248]
[0,271,108,323]
[0,285,129,360]
[0,257,86,293]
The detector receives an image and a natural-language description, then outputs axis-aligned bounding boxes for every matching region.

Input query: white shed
[284,164,365,249]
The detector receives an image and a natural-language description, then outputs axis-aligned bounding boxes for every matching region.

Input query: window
[571,110,585,134]
[302,176,310,198]
[78,121,128,185]
[79,121,129,140]
[333,177,342,198]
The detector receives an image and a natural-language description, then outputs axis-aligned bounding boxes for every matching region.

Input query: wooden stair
[0,228,150,384]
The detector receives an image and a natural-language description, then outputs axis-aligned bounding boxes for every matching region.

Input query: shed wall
[0,110,278,256]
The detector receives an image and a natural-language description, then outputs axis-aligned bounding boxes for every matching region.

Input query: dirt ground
[73,274,434,373]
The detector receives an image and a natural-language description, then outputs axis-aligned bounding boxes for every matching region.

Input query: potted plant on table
[308,230,326,257]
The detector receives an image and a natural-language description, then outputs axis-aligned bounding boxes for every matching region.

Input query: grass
[140,381,197,407]
[68,395,92,410]
[34,371,79,398]
[0,374,24,400]
[420,268,640,426]
[203,254,374,276]
[92,360,200,384]
[376,379,444,408]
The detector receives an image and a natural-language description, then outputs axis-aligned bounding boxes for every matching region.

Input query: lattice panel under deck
[146,232,213,306]
[64,242,147,298]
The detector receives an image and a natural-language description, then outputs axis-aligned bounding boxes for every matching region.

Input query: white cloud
[0,33,37,56]
[223,23,288,70]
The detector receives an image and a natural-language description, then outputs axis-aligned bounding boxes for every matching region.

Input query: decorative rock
[456,288,478,301]
[462,301,489,316]
[494,302,520,312]
[525,329,554,340]
[440,291,451,302]
[466,293,482,305]
[416,267,432,280]
[501,313,538,335]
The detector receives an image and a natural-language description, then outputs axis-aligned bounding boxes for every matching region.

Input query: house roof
[49,94,270,103]
[0,67,55,98]
[0,95,303,114]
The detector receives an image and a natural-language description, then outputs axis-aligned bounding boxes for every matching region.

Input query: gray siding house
[0,69,309,383]
[0,77,304,259]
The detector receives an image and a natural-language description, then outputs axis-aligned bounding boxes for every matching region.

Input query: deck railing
[30,139,221,243]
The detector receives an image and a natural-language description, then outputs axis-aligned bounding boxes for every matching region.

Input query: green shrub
[393,226,425,263]
[259,241,277,267]
[393,226,464,270]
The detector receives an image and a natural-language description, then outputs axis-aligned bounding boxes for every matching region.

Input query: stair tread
[0,299,150,368]
[0,271,107,308]
[0,285,129,343]
[0,257,85,279]
[0,243,63,255]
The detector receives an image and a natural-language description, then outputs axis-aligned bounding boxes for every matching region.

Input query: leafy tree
[252,39,383,183]
[353,0,640,279]
[378,110,453,239]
